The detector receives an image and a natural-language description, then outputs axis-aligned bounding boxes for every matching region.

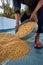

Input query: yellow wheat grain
[16,22,36,38]
[0,33,30,63]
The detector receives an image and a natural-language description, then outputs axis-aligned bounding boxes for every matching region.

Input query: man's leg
[35,33,40,42]
[34,33,42,48]
[34,6,43,48]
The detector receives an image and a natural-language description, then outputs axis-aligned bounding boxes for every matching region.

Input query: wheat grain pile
[0,33,30,63]
[16,22,36,38]
[4,39,29,59]
[0,33,17,45]
[0,44,7,63]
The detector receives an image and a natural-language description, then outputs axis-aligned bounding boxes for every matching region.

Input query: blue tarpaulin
[0,17,43,65]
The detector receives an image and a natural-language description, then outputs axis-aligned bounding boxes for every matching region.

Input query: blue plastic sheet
[0,30,43,65]
[0,17,43,65]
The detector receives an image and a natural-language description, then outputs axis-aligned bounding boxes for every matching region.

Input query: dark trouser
[21,12,31,23]
[21,6,43,33]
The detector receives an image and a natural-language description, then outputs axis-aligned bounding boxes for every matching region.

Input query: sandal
[34,41,42,49]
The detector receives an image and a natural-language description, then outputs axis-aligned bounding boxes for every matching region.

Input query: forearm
[13,0,21,25]
[15,13,20,25]
[34,0,43,13]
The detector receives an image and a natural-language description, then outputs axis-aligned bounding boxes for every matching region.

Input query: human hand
[15,23,19,33]
[30,12,38,22]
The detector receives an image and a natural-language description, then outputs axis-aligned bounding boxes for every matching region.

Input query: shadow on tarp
[0,28,15,32]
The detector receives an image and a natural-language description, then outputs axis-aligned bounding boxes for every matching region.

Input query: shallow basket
[19,19,38,40]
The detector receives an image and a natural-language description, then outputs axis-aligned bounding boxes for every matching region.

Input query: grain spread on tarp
[0,33,30,63]
[0,44,6,63]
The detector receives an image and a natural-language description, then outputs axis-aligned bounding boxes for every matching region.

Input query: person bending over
[13,0,43,48]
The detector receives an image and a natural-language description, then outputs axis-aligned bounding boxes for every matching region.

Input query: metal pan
[18,19,38,40]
